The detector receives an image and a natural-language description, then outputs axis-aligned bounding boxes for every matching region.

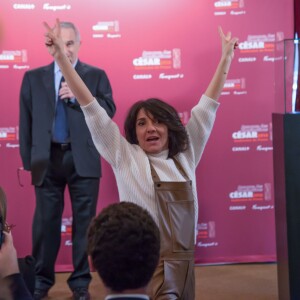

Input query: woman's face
[135,108,169,154]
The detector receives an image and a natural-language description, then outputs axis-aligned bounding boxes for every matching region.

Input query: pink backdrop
[0,0,294,270]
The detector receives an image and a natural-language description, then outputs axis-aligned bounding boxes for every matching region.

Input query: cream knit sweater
[82,94,219,241]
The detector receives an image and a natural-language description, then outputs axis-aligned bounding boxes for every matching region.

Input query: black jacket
[19,60,116,186]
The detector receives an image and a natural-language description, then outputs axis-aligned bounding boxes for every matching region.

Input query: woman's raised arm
[44,19,93,106]
[204,26,238,101]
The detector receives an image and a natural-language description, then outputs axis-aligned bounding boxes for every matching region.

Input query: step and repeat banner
[0,0,294,270]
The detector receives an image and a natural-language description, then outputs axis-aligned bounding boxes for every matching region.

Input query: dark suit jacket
[0,273,33,300]
[19,60,116,186]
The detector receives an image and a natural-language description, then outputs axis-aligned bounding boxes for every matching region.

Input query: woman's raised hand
[43,18,64,59]
[218,26,238,61]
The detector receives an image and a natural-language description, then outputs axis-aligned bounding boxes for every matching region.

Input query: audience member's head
[87,202,160,293]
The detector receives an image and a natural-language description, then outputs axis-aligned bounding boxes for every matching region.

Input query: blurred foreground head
[87,202,160,293]
[0,187,7,222]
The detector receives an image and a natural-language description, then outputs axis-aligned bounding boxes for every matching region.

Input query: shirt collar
[54,59,78,74]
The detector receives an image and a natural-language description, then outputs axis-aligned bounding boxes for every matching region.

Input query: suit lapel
[75,60,87,79]
[42,63,56,110]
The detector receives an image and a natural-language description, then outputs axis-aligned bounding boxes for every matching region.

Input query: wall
[0,0,294,270]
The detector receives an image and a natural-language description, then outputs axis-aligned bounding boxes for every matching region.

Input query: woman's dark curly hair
[124,98,189,158]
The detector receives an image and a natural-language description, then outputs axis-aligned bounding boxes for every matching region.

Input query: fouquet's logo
[43,3,71,11]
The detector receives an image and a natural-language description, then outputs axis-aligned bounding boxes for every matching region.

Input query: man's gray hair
[60,21,81,42]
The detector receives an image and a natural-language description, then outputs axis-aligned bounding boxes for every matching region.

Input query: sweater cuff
[199,94,220,112]
[81,97,99,111]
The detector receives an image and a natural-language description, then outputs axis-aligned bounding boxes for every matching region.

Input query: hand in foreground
[59,81,75,100]
[43,18,64,59]
[0,231,19,279]
[218,26,239,61]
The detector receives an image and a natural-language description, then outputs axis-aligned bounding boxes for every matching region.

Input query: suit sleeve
[19,72,32,171]
[94,70,116,118]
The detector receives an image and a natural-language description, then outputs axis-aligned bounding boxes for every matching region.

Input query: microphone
[59,77,81,111]
[59,77,70,104]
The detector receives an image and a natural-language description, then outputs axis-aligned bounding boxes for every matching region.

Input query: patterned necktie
[53,76,69,143]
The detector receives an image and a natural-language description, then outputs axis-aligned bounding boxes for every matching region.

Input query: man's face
[60,27,81,64]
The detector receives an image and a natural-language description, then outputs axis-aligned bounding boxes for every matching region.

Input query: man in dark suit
[87,202,160,300]
[19,21,116,300]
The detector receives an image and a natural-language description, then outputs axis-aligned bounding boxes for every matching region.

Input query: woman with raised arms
[44,19,238,299]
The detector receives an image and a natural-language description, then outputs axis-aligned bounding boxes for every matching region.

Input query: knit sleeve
[186,94,220,166]
[81,98,133,168]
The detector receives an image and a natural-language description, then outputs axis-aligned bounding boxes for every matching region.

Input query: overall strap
[149,157,190,182]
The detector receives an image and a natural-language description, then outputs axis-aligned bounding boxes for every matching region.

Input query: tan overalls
[148,159,195,300]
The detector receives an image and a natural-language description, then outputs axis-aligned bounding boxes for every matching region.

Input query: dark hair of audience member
[87,202,160,292]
